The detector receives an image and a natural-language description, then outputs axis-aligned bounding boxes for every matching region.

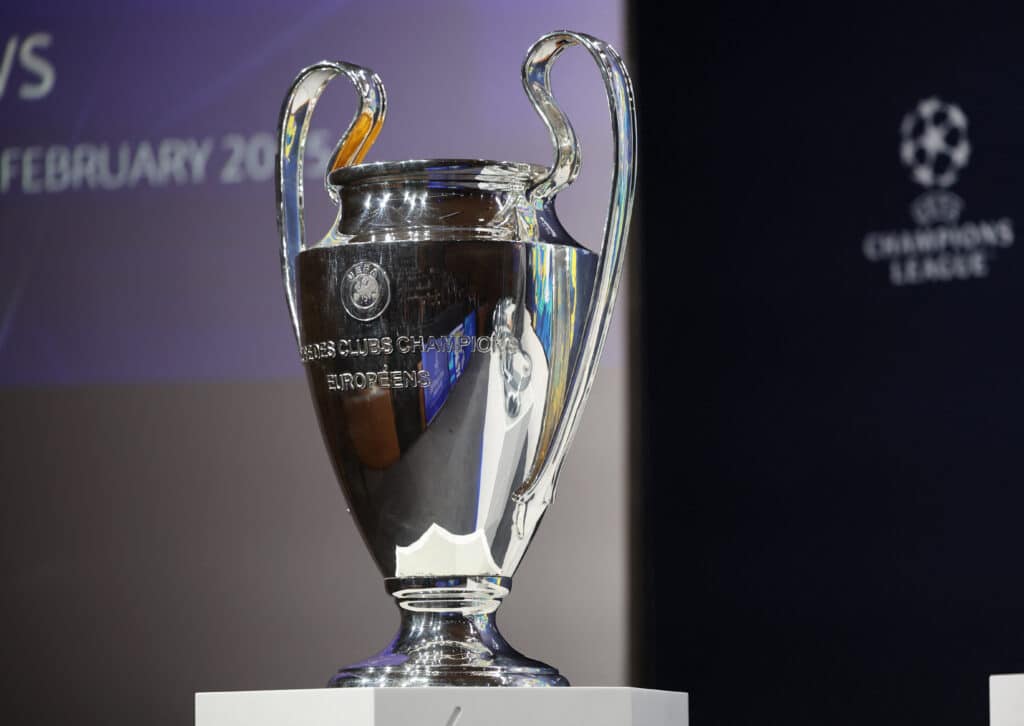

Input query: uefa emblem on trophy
[275,30,636,687]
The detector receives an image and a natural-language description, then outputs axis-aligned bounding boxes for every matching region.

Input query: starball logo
[861,97,1014,286]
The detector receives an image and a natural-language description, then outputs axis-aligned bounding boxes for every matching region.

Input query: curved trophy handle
[513,31,637,510]
[276,61,386,345]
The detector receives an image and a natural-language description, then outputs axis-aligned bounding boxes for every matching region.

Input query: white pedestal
[991,674,1024,726]
[195,687,687,726]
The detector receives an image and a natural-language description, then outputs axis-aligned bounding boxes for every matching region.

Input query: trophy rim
[328,158,547,187]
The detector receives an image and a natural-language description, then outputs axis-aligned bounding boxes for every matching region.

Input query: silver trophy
[276,30,636,687]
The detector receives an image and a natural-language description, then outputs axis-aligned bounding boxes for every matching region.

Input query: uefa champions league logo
[860,96,1013,286]
[341,261,390,321]
[352,272,380,307]
[899,97,970,228]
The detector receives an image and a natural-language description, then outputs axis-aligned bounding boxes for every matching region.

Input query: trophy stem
[328,576,569,687]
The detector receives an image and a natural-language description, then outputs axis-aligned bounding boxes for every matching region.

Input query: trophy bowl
[276,31,636,687]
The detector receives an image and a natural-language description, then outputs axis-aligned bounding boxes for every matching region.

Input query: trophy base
[329,665,569,689]
[328,576,569,688]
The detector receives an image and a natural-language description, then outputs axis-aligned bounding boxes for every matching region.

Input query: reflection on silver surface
[276,30,636,687]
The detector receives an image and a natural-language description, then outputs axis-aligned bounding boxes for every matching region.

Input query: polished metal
[275,30,636,688]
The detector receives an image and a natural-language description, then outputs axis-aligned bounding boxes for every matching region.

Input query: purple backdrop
[0,0,625,385]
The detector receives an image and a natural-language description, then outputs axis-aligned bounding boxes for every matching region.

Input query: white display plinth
[991,674,1024,726]
[195,687,687,726]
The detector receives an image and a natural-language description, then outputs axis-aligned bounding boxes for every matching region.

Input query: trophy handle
[276,61,386,345]
[514,31,637,510]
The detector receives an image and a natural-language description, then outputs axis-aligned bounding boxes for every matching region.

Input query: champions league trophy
[276,31,635,687]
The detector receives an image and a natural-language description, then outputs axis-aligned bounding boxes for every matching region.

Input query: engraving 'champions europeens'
[301,334,498,393]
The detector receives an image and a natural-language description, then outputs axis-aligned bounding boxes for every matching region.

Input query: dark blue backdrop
[637,3,1024,724]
